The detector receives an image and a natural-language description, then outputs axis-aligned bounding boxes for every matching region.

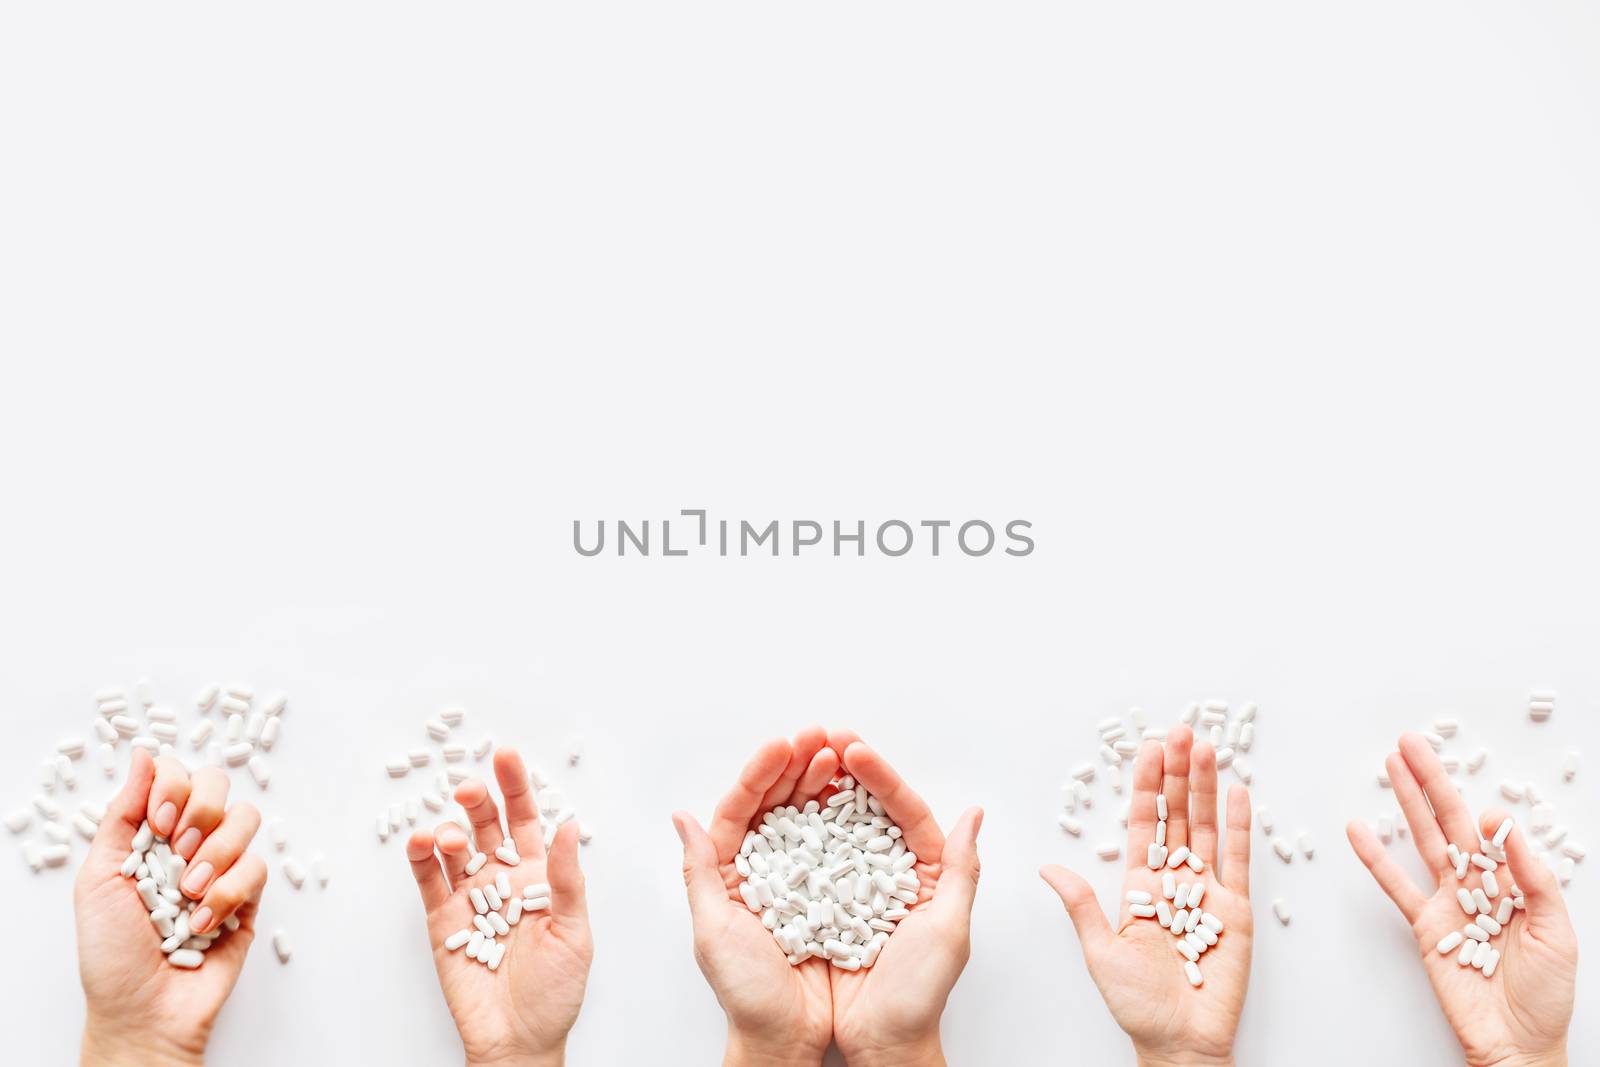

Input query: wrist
[724,1026,826,1067]
[841,1033,945,1067]
[82,1019,205,1067]
[465,1050,565,1067]
[1475,1052,1568,1067]
[1136,1052,1234,1067]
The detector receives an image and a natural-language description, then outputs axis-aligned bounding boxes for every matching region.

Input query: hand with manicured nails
[823,730,983,1067]
[77,749,268,1067]
[405,748,593,1067]
[1042,725,1254,1067]
[1348,733,1577,1067]
[673,728,839,1067]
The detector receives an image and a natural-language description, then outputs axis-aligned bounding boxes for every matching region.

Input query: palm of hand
[75,862,251,1046]
[707,862,833,1051]
[1100,872,1252,1061]
[427,860,592,1062]
[1411,892,1577,1065]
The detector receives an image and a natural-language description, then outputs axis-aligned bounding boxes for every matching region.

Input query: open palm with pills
[822,729,983,1067]
[405,747,593,1067]
[76,749,268,1067]
[673,728,838,1067]
[1043,725,1254,1067]
[1347,733,1576,1067]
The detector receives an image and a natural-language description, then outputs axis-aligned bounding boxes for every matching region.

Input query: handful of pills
[736,774,917,970]
[440,868,553,972]
[120,819,240,970]
[1435,818,1523,979]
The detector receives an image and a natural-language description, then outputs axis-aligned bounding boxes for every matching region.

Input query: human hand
[672,727,838,1067]
[405,748,593,1067]
[1042,725,1253,1067]
[76,748,268,1067]
[1347,733,1576,1067]
[823,729,982,1067]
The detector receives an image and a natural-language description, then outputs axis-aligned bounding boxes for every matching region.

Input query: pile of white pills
[7,679,326,967]
[736,774,917,970]
[120,818,243,969]
[1433,818,1523,979]
[1124,791,1227,988]
[376,708,593,852]
[440,868,553,971]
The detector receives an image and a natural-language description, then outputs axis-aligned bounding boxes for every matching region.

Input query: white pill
[1483,948,1501,977]
[134,679,153,706]
[439,706,465,726]
[1496,896,1515,925]
[1231,757,1252,784]
[262,693,287,717]
[488,911,510,936]
[1472,888,1492,914]
[1479,915,1502,936]
[1471,853,1496,872]
[1464,924,1488,942]
[470,887,488,914]
[1095,842,1121,861]
[1058,814,1082,835]
[56,755,77,788]
[426,719,450,740]
[421,791,444,812]
[1184,960,1203,987]
[1166,846,1191,870]
[1561,750,1580,781]
[1558,858,1574,885]
[522,882,551,899]
[445,929,473,951]
[260,716,280,750]
[1272,838,1293,863]
[484,884,503,911]
[1147,843,1166,869]
[1157,794,1168,820]
[33,794,60,819]
[1456,888,1477,915]
[311,854,328,888]
[1162,872,1176,899]
[225,713,244,741]
[1436,931,1463,954]
[282,857,306,889]
[1156,820,1166,845]
[1272,898,1290,925]
[1297,832,1314,859]
[223,742,252,766]
[1471,941,1491,969]
[473,736,494,759]
[1172,883,1189,910]
[1071,763,1096,782]
[272,929,292,963]
[1482,870,1499,898]
[495,844,520,866]
[524,895,551,912]
[1126,890,1153,905]
[1187,882,1206,909]
[247,755,270,787]
[1175,938,1199,962]
[1434,717,1458,737]
[1499,781,1524,802]
[442,743,466,762]
[1457,938,1477,966]
[386,758,410,778]
[1491,818,1514,848]
[465,851,487,876]
[4,809,31,833]
[1257,806,1273,833]
[1214,747,1235,770]
[167,949,204,970]
[1130,903,1156,918]
[1465,748,1487,773]
[1156,900,1174,927]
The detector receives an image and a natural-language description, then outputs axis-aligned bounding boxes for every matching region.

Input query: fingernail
[189,906,214,934]
[175,827,202,859]
[153,802,177,836]
[181,860,213,896]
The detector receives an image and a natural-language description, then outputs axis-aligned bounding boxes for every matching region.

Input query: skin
[405,747,593,1067]
[1042,725,1254,1067]
[1347,733,1576,1067]
[77,749,268,1067]
[673,727,981,1067]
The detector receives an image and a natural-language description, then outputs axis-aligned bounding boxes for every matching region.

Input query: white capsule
[1272,838,1293,863]
[1129,903,1157,918]
[1457,938,1477,966]
[464,851,487,876]
[488,911,510,936]
[442,743,466,762]
[1499,781,1524,802]
[272,929,292,963]
[1257,806,1273,834]
[1464,923,1488,942]
[1126,890,1153,905]
[1187,882,1205,909]
[1172,883,1189,910]
[425,718,450,741]
[167,949,204,970]
[1099,744,1121,766]
[4,808,31,834]
[33,794,60,820]
[1231,757,1252,784]
[1436,931,1463,954]
[1155,820,1166,846]
[470,886,489,914]
[495,844,521,866]
[311,854,328,888]
[1496,896,1515,925]
[1058,814,1082,836]
[1558,857,1574,885]
[1166,845,1191,870]
[1479,914,1502,936]
[524,895,551,912]
[260,716,280,749]
[282,857,306,889]
[1489,818,1513,849]
[134,679,154,706]
[1472,888,1492,914]
[1156,794,1168,821]
[1162,872,1176,899]
[445,929,473,951]
[1297,831,1314,859]
[1184,960,1203,987]
[1482,870,1499,898]
[223,741,252,767]
[1175,938,1199,962]
[1561,750,1580,781]
[1071,763,1096,783]
[247,755,270,788]
[1456,888,1477,915]
[473,736,494,759]
[1482,948,1501,977]
[1471,941,1491,969]
[1095,842,1121,861]
[1272,898,1290,925]
[386,758,410,778]
[1147,843,1166,869]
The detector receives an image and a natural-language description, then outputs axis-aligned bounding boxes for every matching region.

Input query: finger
[930,807,983,922]
[454,777,507,856]
[92,748,155,859]
[1160,726,1194,854]
[1040,864,1115,962]
[760,725,827,812]
[171,768,230,862]
[1388,751,1448,882]
[1219,783,1251,895]
[406,829,453,911]
[791,747,838,806]
[190,852,267,935]
[707,737,793,861]
[1399,733,1477,853]
[494,748,544,860]
[545,820,589,929]
[840,741,944,858]
[179,801,261,900]
[826,727,863,761]
[1123,740,1164,872]
[1480,809,1564,925]
[674,811,733,919]
[146,755,192,840]
[1189,741,1219,868]
[434,822,472,884]
[1347,819,1426,924]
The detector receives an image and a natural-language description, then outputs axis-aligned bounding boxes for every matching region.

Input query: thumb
[545,820,590,931]
[672,811,731,920]
[930,807,983,923]
[1040,863,1115,962]
[90,747,154,865]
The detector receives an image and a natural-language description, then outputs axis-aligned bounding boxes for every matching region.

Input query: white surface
[2,3,1598,1064]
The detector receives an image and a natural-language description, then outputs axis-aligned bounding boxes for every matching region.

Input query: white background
[2,2,1598,1064]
